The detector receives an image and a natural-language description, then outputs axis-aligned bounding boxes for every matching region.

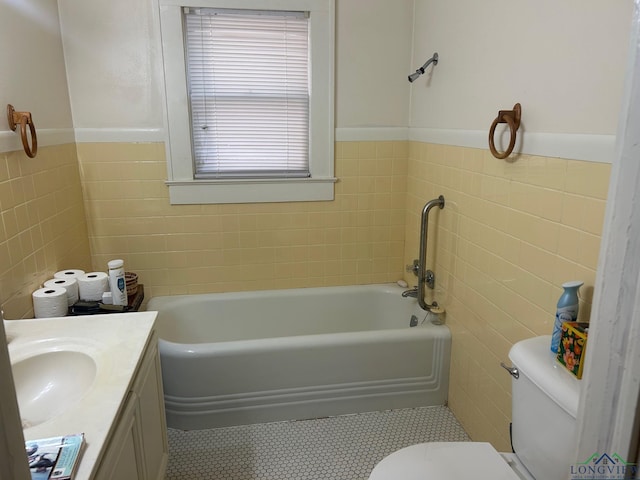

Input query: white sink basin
[12,350,97,428]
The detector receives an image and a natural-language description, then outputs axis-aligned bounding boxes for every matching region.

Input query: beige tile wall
[77,141,407,298]
[0,145,92,319]
[403,142,610,450]
[5,138,606,448]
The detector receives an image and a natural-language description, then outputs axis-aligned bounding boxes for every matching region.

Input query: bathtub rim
[157,322,451,356]
[149,282,442,347]
[146,282,413,310]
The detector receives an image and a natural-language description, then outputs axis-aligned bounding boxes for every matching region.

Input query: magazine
[25,433,84,480]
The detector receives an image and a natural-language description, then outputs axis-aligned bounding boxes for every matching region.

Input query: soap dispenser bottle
[551,280,584,354]
[108,259,127,306]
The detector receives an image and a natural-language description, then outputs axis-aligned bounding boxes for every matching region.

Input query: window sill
[166,177,337,204]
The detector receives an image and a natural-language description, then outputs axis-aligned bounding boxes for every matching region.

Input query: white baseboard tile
[409,127,615,164]
[335,127,409,142]
[0,128,75,153]
[3,126,615,164]
[73,128,165,143]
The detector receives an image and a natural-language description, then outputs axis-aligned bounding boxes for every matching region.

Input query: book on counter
[25,433,84,480]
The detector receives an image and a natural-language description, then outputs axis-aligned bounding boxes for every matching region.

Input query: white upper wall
[57,0,165,130]
[410,0,633,135]
[57,0,414,132]
[336,0,413,128]
[0,0,73,133]
[39,0,635,145]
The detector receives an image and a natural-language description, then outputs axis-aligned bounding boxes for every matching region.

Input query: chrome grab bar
[417,195,445,311]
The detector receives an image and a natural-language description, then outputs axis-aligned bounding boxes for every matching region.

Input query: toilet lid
[368,442,521,480]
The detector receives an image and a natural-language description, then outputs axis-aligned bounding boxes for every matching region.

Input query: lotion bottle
[551,280,584,354]
[108,259,127,306]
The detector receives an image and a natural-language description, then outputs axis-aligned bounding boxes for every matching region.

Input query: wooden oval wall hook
[488,103,521,159]
[6,104,37,158]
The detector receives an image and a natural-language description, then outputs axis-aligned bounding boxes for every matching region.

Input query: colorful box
[556,322,589,379]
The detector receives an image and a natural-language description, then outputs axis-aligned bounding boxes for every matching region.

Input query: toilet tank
[509,335,581,480]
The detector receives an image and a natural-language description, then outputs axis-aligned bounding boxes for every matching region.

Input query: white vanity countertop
[5,311,157,480]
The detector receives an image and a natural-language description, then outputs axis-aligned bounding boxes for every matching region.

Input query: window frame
[158,0,335,204]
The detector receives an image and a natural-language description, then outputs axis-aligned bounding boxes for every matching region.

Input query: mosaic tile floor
[166,406,469,480]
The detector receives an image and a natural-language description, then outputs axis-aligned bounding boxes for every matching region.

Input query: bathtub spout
[402,287,418,298]
[402,288,441,313]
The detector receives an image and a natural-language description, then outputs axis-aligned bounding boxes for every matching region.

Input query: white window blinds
[184,8,310,179]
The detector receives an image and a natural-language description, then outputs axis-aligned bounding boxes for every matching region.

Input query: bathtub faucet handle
[425,270,436,290]
[406,260,419,276]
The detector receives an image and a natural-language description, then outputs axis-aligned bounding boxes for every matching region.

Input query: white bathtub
[147,283,451,430]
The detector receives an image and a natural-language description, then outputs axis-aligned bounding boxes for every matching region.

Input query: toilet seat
[368,442,522,480]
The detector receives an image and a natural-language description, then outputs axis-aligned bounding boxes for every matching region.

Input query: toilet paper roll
[78,272,109,301]
[54,269,85,280]
[44,278,79,306]
[32,287,68,318]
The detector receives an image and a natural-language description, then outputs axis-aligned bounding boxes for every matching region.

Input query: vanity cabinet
[93,333,168,480]
[93,394,142,480]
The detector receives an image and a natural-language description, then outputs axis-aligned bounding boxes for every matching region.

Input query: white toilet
[368,335,581,480]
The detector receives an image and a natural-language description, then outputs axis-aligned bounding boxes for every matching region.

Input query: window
[158,0,335,204]
[186,8,310,179]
